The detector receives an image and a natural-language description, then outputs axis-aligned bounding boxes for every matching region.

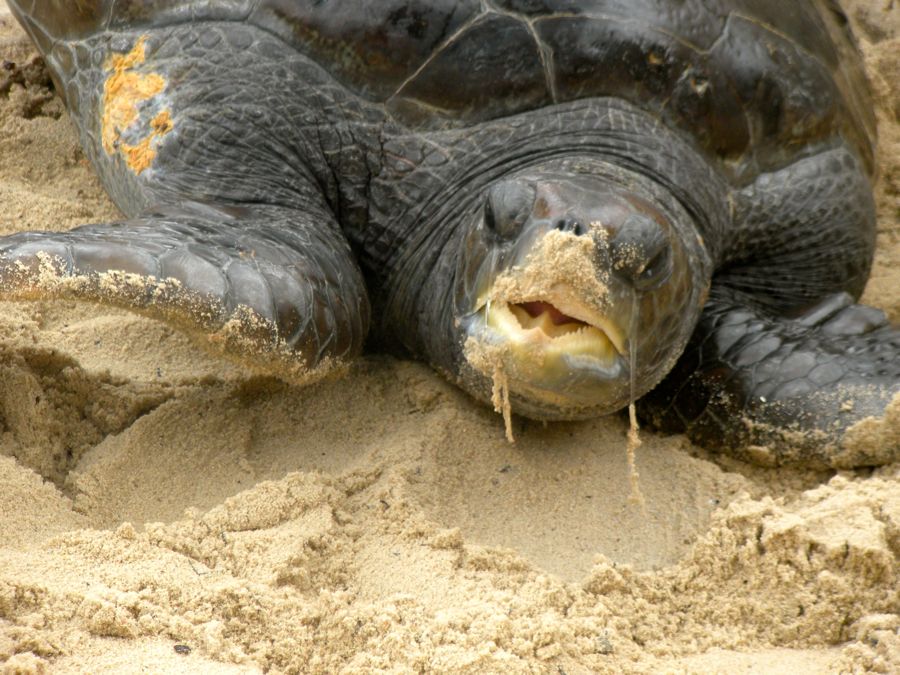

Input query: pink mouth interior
[515,301,585,326]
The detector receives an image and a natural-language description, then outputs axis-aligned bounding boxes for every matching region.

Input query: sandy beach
[0,2,898,672]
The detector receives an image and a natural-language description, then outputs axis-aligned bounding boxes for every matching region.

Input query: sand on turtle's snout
[1,2,899,672]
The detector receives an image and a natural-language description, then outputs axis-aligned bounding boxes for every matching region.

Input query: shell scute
[8,0,876,176]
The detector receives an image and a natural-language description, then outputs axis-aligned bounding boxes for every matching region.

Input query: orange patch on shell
[101,35,173,174]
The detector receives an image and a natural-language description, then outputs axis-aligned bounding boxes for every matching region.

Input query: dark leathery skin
[3,1,896,465]
[719,146,876,310]
[0,23,373,372]
[0,204,370,369]
[639,287,900,467]
[9,0,874,179]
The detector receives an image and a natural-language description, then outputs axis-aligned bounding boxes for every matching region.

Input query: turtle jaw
[475,294,626,371]
[461,286,633,417]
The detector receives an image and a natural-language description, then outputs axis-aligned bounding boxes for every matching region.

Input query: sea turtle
[4,1,898,467]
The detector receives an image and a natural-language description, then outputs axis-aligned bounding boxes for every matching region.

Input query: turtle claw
[820,304,889,338]
[0,206,370,382]
[792,292,889,336]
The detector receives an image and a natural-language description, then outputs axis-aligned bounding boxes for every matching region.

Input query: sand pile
[1,2,898,672]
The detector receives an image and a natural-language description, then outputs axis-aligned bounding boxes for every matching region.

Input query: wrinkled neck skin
[378,98,725,419]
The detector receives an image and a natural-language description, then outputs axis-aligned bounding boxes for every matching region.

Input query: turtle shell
[10,0,875,182]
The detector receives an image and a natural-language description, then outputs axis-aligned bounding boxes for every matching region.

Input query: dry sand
[1,2,898,673]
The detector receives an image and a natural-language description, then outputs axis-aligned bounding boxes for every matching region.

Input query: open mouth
[478,294,626,363]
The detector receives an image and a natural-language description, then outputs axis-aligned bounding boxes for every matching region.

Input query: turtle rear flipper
[0,202,370,382]
[640,287,899,468]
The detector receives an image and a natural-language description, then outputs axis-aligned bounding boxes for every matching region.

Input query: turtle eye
[483,179,535,241]
[634,246,672,290]
[610,213,672,290]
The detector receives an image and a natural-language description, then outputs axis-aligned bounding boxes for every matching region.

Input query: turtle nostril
[554,216,585,235]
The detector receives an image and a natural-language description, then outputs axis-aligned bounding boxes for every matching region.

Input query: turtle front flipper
[639,286,899,468]
[0,202,369,381]
[0,23,379,381]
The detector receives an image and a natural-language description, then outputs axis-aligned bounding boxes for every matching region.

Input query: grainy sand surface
[1,2,898,672]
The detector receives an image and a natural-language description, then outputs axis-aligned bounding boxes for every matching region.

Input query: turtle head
[454,159,710,419]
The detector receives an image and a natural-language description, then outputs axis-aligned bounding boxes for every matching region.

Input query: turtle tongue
[517,301,582,326]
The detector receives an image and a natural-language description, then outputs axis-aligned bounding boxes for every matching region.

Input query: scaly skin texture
[3,1,898,466]
[0,23,375,376]
[640,287,900,467]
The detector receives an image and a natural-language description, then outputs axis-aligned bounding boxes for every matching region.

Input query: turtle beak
[474,288,626,365]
